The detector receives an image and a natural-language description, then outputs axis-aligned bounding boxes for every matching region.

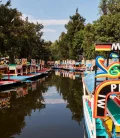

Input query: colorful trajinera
[82,43,120,138]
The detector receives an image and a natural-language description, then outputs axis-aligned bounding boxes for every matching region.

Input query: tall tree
[82,24,95,59]
[65,8,85,59]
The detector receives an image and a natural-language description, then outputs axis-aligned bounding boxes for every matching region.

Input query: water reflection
[0,71,83,138]
[0,78,47,138]
[51,70,83,123]
[0,92,11,109]
[43,86,67,104]
[55,69,82,80]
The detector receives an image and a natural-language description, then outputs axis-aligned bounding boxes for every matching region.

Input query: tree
[99,0,120,15]
[50,9,86,61]
[82,0,120,59]
[73,30,84,60]
[49,40,61,60]
[65,8,85,59]
[0,0,46,63]
[94,14,120,42]
[82,23,95,59]
[107,0,120,14]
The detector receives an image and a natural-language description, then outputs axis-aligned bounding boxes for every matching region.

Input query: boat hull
[83,96,94,138]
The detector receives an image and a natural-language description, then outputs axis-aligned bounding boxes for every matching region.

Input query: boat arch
[93,80,120,118]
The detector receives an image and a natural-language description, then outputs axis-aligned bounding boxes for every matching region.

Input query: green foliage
[99,0,109,15]
[73,30,84,58]
[50,9,85,60]
[49,40,61,60]
[0,0,49,63]
[82,24,95,59]
[94,13,120,42]
[65,9,85,59]
[50,0,120,60]
[1,0,120,61]
[107,0,120,14]
[99,0,120,15]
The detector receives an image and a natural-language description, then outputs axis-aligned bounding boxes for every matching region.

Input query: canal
[0,70,84,138]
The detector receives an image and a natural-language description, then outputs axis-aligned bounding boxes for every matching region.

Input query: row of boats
[0,58,51,90]
[52,60,88,72]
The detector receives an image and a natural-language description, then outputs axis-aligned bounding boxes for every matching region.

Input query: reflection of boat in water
[32,82,37,91]
[0,78,46,110]
[55,70,61,76]
[0,91,11,109]
[16,85,28,98]
[83,123,88,138]
[55,70,81,79]
[82,43,120,138]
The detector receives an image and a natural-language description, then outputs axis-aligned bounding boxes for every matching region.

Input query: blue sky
[2,0,100,42]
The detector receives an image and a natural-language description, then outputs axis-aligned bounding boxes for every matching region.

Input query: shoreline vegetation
[0,0,120,63]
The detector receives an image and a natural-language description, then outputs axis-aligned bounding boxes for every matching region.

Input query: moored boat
[82,43,120,138]
[0,58,49,89]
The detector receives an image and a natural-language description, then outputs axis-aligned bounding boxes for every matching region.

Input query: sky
[2,0,100,42]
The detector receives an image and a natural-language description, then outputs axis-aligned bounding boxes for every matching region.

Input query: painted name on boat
[95,43,120,51]
[94,80,120,118]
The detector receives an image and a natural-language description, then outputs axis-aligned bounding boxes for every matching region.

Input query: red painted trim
[113,97,120,106]
[95,45,111,48]
[104,92,120,117]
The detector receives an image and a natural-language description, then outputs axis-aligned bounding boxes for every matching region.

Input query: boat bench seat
[107,99,120,126]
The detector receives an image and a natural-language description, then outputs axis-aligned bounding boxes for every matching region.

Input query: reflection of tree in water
[0,72,83,137]
[47,71,83,124]
[0,78,48,138]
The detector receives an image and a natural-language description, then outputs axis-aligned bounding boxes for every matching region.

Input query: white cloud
[42,29,56,33]
[34,19,68,26]
[22,14,69,26]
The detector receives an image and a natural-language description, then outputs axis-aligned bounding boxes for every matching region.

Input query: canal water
[0,70,84,138]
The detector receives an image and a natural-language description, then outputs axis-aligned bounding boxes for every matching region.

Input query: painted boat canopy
[83,70,118,94]
[83,71,106,94]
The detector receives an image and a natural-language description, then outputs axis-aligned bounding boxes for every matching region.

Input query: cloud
[34,19,68,26]
[22,14,69,26]
[42,29,56,33]
[43,99,67,104]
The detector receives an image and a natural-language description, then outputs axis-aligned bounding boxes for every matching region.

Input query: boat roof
[83,69,119,94]
[83,71,106,94]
